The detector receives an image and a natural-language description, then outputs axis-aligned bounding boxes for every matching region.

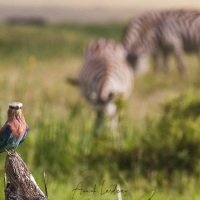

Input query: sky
[1,0,200,8]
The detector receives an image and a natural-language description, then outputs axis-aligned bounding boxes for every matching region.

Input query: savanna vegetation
[0,22,200,199]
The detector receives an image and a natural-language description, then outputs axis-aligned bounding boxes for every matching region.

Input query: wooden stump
[4,151,48,200]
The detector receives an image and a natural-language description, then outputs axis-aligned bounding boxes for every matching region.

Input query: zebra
[74,38,133,134]
[122,9,200,76]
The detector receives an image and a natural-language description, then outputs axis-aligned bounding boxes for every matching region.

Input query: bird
[0,102,29,153]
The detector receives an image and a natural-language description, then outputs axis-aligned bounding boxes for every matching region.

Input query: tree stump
[4,151,48,200]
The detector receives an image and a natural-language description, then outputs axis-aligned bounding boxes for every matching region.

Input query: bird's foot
[5,149,16,155]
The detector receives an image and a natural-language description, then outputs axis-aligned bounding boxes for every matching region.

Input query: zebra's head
[126,50,148,75]
[125,37,147,70]
[126,52,138,69]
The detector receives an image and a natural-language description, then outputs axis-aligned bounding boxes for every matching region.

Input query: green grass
[0,23,200,199]
[0,23,123,63]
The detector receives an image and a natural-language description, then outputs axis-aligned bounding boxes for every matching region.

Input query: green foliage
[0,23,123,63]
[32,90,200,186]
[129,90,200,181]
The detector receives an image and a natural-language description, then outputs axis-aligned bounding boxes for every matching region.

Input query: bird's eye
[9,102,23,110]
[9,106,21,110]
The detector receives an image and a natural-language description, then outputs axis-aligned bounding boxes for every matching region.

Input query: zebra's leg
[197,49,200,78]
[162,51,169,74]
[152,53,159,72]
[110,113,119,138]
[136,55,149,75]
[95,108,104,130]
[152,52,167,73]
[91,105,105,136]
[192,49,200,82]
[104,103,119,138]
[173,45,186,77]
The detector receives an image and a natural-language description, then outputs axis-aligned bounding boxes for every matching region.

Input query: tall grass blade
[4,174,7,189]
[148,190,157,200]
[43,172,48,197]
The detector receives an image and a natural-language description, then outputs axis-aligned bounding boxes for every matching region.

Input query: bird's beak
[13,109,20,116]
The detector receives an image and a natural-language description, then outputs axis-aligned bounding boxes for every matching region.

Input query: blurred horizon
[0,0,200,23]
[1,0,200,8]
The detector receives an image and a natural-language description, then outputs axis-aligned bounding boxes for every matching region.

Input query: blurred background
[1,0,200,23]
[1,0,200,200]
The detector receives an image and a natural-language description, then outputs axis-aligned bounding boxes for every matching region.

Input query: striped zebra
[122,9,200,76]
[78,38,133,133]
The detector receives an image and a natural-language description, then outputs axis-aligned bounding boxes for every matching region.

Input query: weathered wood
[4,151,48,200]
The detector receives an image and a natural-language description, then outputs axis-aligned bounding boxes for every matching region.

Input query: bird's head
[8,102,23,118]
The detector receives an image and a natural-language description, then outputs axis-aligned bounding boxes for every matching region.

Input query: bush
[132,90,200,179]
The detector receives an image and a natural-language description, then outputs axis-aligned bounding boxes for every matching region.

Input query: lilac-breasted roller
[0,102,29,153]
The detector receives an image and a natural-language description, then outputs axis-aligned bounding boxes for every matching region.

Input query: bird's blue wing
[20,125,29,144]
[0,125,12,152]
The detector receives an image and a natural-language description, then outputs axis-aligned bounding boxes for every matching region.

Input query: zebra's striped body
[78,39,133,132]
[123,9,200,75]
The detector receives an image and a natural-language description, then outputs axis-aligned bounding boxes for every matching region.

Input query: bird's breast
[12,126,27,138]
[8,120,27,138]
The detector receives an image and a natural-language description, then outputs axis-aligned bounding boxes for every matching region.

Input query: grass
[0,22,200,199]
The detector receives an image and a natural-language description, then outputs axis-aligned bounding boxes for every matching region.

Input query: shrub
[132,90,200,180]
